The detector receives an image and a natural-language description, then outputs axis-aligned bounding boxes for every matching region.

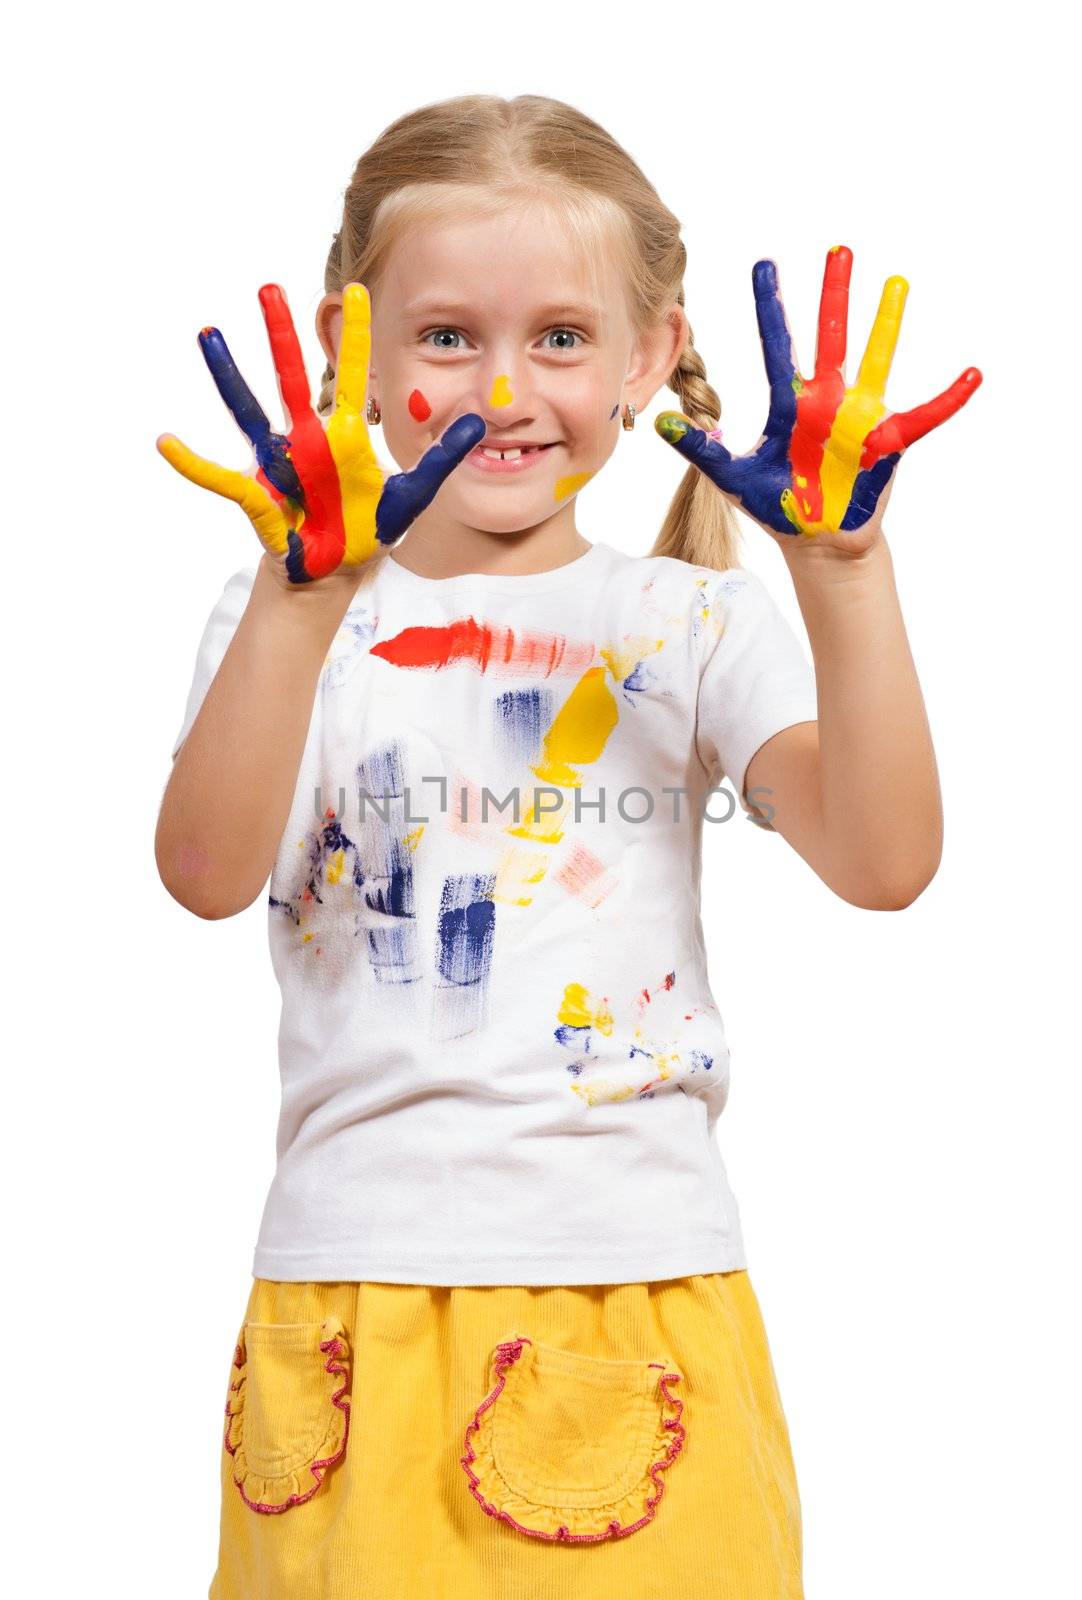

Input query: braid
[649,295,741,570]
[670,313,721,432]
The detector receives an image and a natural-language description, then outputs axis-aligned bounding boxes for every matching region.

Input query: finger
[654,412,738,494]
[259,283,346,568]
[814,245,853,377]
[841,454,900,530]
[862,367,983,461]
[333,283,373,420]
[375,413,487,546]
[156,433,291,554]
[258,283,314,424]
[197,325,303,502]
[325,283,383,564]
[855,275,908,403]
[751,260,800,447]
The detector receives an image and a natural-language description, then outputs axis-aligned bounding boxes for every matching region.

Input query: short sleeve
[171,565,259,759]
[694,568,818,824]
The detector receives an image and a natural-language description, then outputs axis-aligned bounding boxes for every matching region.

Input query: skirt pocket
[460,1335,686,1543]
[223,1315,352,1515]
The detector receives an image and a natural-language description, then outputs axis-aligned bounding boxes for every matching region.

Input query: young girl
[156,94,980,1600]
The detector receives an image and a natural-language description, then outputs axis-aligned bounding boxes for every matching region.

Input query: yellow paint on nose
[489,374,514,408]
[554,471,594,502]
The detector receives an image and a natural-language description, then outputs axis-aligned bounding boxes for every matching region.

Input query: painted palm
[158,282,485,582]
[656,245,982,541]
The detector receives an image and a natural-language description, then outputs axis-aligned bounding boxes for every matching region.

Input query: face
[316,200,687,544]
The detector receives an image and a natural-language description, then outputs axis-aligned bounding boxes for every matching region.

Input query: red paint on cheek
[408,389,432,422]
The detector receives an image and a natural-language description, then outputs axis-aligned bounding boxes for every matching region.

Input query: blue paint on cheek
[689,1049,714,1074]
[609,403,619,420]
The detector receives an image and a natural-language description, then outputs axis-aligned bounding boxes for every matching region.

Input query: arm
[155,556,358,920]
[745,534,942,910]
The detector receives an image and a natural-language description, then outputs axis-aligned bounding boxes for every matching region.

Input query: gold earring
[621,402,636,431]
[366,397,382,426]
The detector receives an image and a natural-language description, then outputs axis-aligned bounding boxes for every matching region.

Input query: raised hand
[655,245,982,552]
[157,282,485,582]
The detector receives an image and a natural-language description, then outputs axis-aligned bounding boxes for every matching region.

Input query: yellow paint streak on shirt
[492,846,549,906]
[531,667,618,788]
[557,981,614,1035]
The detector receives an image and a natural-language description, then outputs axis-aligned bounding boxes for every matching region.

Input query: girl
[156,94,980,1600]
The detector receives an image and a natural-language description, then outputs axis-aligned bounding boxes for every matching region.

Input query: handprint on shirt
[157,282,485,582]
[655,245,982,545]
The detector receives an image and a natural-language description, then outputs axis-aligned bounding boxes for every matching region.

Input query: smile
[467,442,557,475]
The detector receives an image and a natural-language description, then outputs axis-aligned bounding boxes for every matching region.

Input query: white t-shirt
[172,539,818,1285]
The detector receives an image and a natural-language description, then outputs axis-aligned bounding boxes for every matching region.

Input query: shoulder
[601,546,767,645]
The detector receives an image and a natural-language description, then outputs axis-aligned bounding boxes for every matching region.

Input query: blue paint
[493,688,552,761]
[555,1023,593,1052]
[198,326,303,502]
[356,743,420,983]
[376,413,487,544]
[654,260,899,537]
[436,874,497,987]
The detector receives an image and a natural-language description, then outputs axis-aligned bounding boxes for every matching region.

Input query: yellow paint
[156,433,291,555]
[325,282,385,564]
[599,635,663,684]
[492,847,550,906]
[554,471,594,502]
[783,275,907,536]
[557,981,614,1036]
[325,847,346,887]
[489,374,514,408]
[531,667,619,788]
[505,799,570,846]
[404,825,425,853]
[570,1077,638,1107]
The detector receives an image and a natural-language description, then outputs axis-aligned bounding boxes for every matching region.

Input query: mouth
[467,441,558,475]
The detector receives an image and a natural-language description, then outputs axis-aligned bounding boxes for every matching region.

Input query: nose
[471,350,539,434]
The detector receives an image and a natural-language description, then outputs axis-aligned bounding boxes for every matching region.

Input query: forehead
[378,201,629,328]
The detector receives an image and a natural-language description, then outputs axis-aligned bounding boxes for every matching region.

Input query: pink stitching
[459,1339,686,1542]
[223,1328,352,1516]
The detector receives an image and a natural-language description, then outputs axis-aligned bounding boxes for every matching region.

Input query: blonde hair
[318,94,741,571]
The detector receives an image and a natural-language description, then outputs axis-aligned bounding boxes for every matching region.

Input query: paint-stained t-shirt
[171,539,818,1285]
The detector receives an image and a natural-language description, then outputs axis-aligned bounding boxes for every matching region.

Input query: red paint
[862,367,983,466]
[408,388,432,422]
[257,284,346,579]
[371,619,596,677]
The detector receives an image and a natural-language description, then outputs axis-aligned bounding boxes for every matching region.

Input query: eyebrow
[397,297,602,322]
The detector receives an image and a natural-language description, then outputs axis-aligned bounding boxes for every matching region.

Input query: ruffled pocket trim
[460,1335,687,1542]
[223,1315,352,1515]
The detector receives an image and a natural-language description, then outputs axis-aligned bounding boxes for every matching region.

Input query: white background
[4,3,1077,1596]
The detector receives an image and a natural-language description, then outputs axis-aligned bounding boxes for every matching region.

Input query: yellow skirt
[210,1270,803,1599]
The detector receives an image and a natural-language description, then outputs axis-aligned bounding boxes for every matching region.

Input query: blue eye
[424,328,465,349]
[421,327,584,351]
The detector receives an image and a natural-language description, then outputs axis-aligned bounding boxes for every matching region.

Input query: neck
[387,505,592,580]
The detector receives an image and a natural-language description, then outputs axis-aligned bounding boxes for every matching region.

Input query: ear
[626,305,690,411]
[315,293,344,366]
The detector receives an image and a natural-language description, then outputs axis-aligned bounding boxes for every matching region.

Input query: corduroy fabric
[210,1268,803,1598]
